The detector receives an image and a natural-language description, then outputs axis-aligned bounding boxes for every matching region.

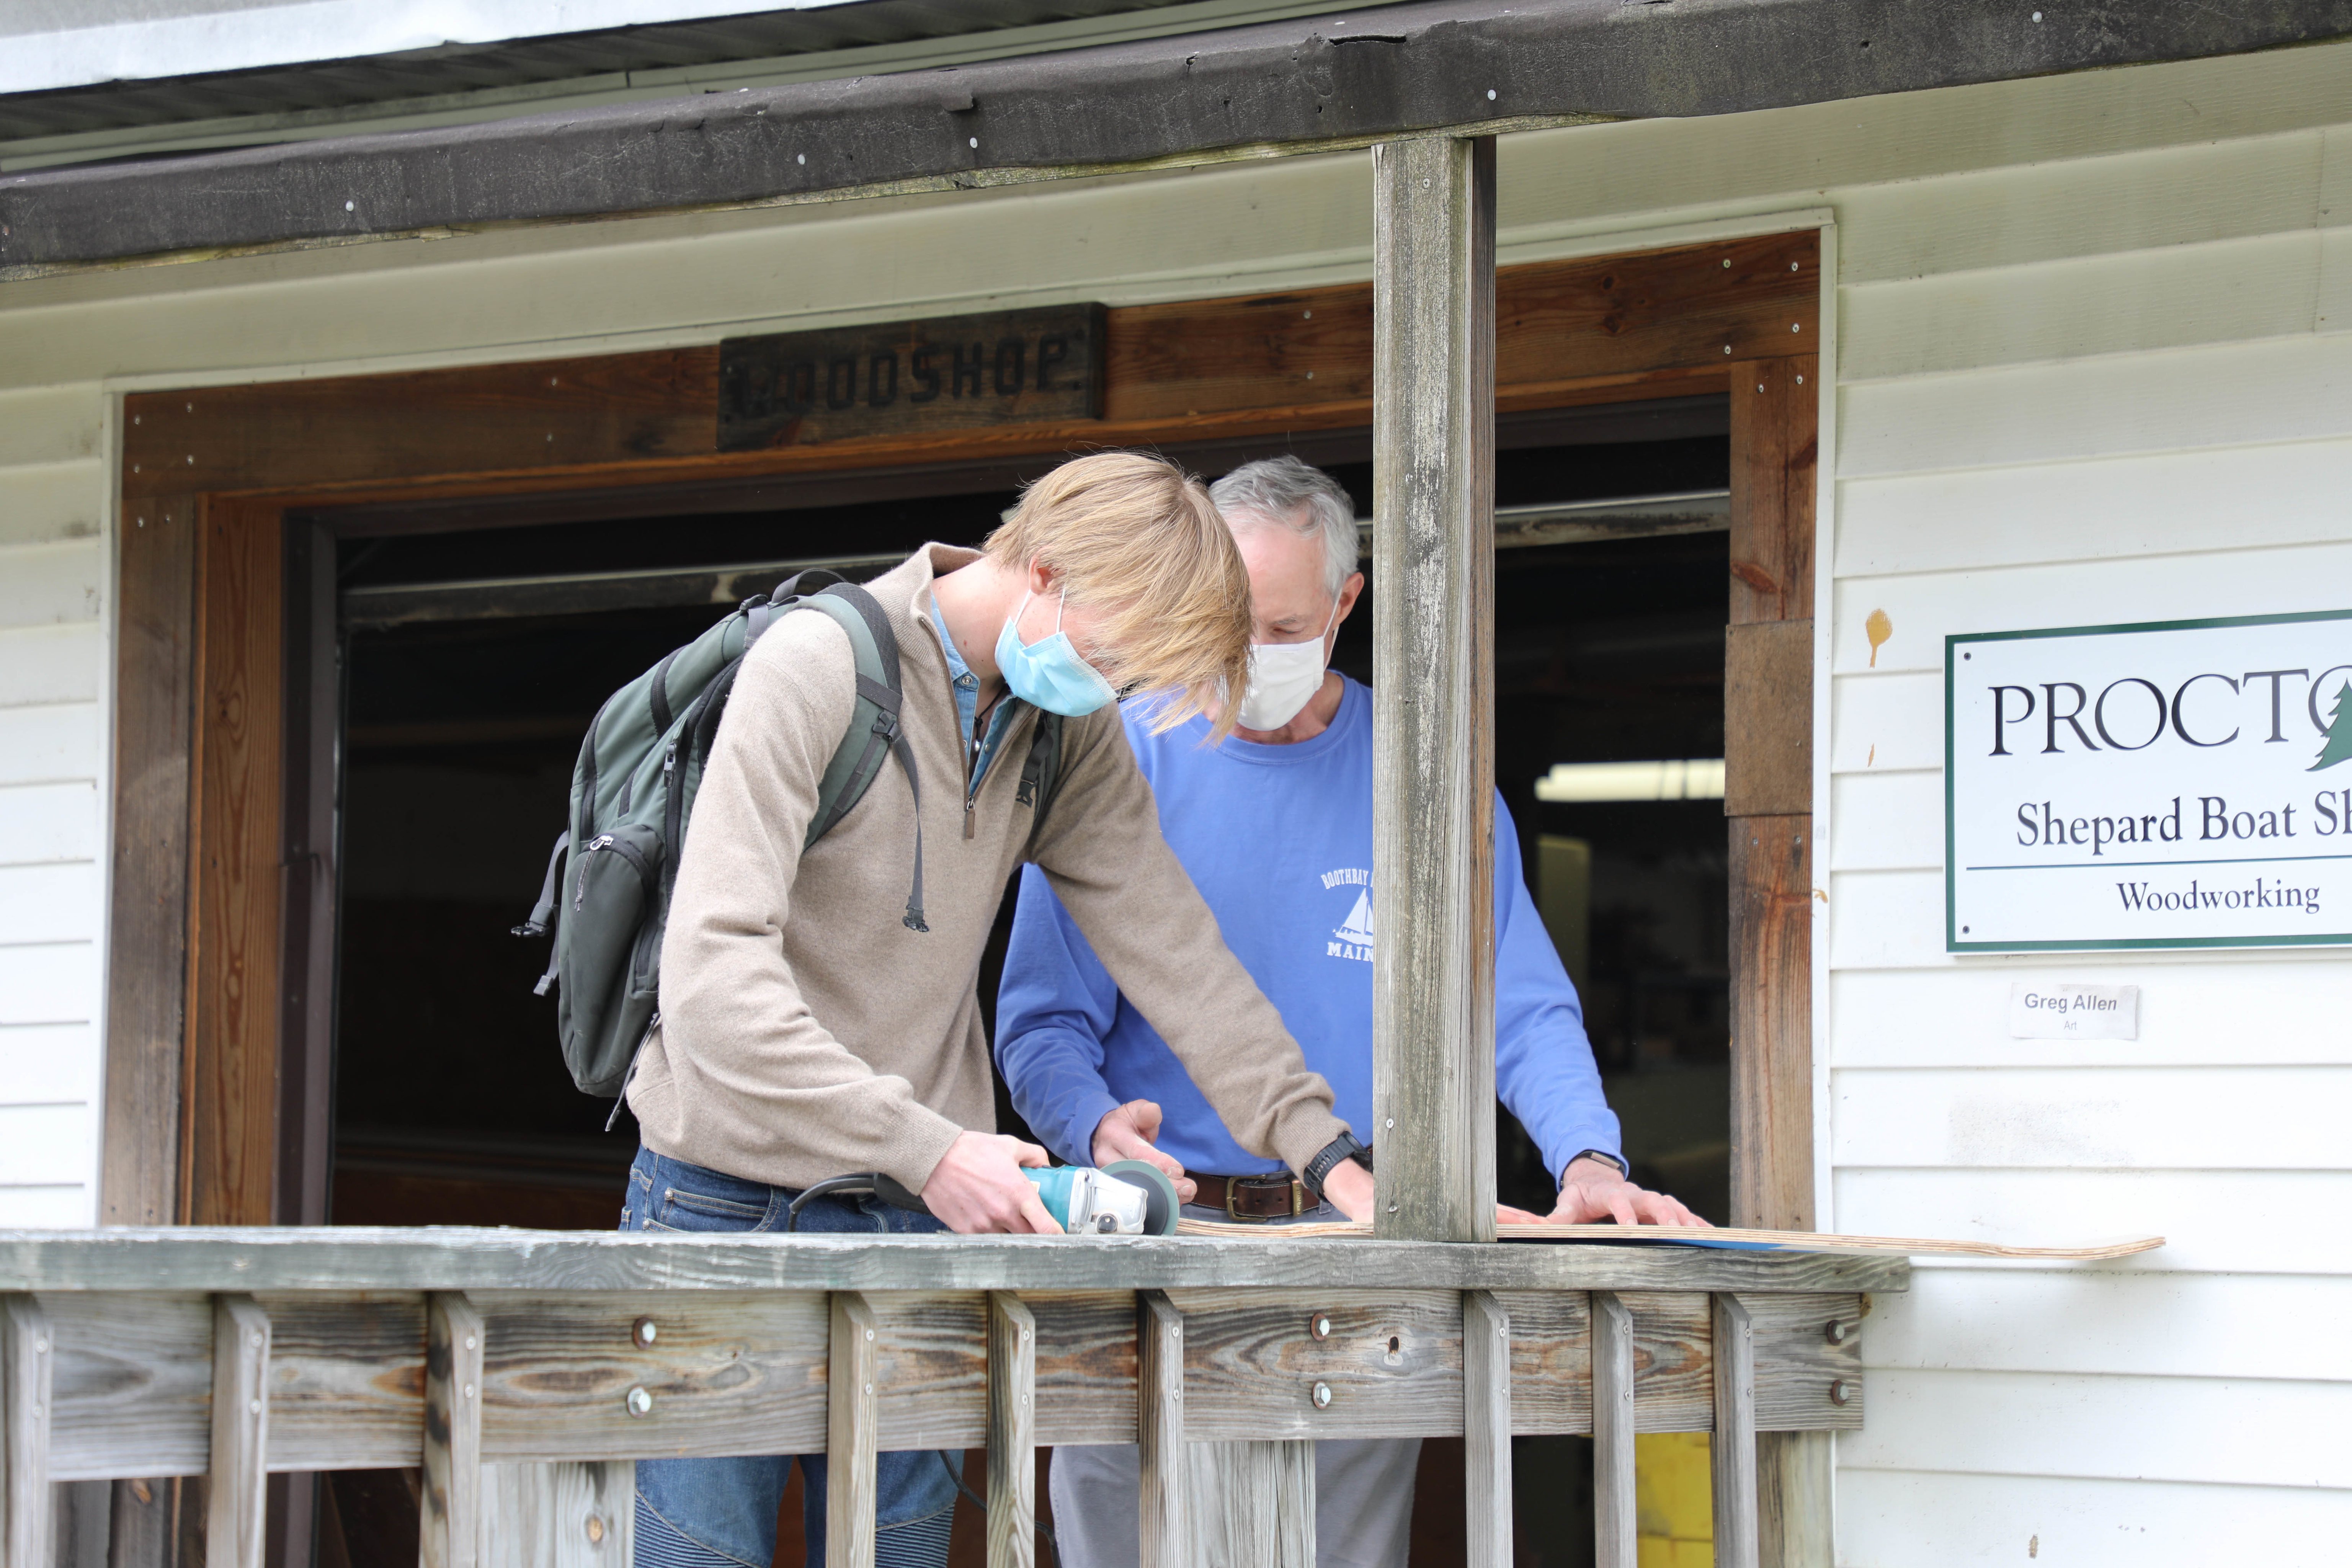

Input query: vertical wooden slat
[482,1462,634,1568]
[985,1293,1036,1568]
[827,1292,880,1568]
[1371,132,1499,1244]
[1757,1432,1833,1568]
[1462,1290,1512,1568]
[2,1295,55,1568]
[206,1295,271,1568]
[1710,1294,1760,1568]
[103,492,201,1228]
[422,1293,485,1568]
[1135,1291,1188,1568]
[1191,1442,1312,1568]
[1589,1292,1637,1568]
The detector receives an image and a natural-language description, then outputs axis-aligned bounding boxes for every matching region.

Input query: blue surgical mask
[995,588,1118,717]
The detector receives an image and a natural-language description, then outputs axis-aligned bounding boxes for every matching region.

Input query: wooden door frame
[104,227,1823,1233]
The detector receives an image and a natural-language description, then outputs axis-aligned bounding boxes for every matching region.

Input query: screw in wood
[1308,1312,1333,1341]
[633,1316,658,1348]
[626,1386,654,1417]
[1825,1319,1851,1344]
[1828,1380,1855,1406]
[1312,1382,1333,1409]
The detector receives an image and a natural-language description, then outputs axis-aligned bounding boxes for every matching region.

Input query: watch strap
[1300,1132,1370,1199]
[1564,1148,1628,1183]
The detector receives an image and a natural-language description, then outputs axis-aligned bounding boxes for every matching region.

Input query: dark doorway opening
[322,402,1732,1259]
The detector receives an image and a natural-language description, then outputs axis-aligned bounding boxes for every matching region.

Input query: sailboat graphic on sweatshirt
[1329,886,1374,963]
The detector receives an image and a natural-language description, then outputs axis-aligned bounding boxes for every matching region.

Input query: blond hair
[985,451,1252,738]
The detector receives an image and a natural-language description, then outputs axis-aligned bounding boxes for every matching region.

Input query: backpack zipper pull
[575,834,613,910]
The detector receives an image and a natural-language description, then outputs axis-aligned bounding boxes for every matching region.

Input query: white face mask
[1235,595,1341,732]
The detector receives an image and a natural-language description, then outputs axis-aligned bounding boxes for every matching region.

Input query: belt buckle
[1225,1175,1300,1223]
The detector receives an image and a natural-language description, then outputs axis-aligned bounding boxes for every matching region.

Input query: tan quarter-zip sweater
[628,544,1351,1194]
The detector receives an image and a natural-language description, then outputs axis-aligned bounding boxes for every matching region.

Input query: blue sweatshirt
[996,674,1620,1183]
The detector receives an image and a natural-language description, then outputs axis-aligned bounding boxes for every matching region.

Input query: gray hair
[1209,456,1361,601]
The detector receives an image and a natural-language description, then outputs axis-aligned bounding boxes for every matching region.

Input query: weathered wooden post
[1370,133,1499,1246]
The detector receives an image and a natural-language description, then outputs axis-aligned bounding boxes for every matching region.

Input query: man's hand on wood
[921,1131,1063,1234]
[1540,1155,1711,1227]
[1090,1099,1197,1204]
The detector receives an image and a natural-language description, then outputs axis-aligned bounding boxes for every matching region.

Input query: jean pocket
[654,1182,773,1232]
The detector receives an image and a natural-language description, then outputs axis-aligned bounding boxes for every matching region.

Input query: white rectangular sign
[1947,610,2352,952]
[2007,982,2140,1039]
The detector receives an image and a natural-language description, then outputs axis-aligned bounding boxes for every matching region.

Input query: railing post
[828,1292,880,1568]
[1192,1442,1313,1568]
[1711,1294,1760,1568]
[1462,1291,1512,1568]
[422,1292,484,1568]
[1590,1292,1637,1568]
[207,1295,272,1568]
[2,1295,54,1568]
[986,1292,1037,1568]
[1135,1291,1188,1568]
[1371,131,1499,1245]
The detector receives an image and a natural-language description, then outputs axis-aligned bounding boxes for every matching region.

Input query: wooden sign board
[717,303,1104,451]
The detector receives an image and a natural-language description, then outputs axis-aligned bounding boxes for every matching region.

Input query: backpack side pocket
[554,821,665,1096]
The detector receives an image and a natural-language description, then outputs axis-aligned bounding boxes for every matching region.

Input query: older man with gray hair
[996,455,1700,1568]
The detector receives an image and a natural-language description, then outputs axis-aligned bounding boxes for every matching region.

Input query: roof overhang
[7,0,2352,277]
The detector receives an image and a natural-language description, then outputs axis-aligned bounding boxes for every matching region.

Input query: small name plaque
[718,304,1105,451]
[2007,982,2140,1040]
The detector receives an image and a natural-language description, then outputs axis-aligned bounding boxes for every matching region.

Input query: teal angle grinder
[784,1160,1181,1235]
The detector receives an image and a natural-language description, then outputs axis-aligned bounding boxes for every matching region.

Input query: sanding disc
[1102,1161,1181,1236]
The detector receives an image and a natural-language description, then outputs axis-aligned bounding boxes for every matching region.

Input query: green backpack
[515,570,1064,1101]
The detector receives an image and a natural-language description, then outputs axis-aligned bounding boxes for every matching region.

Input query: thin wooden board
[1173,1220,2162,1261]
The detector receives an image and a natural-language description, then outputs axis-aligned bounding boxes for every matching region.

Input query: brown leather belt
[1191,1171,1310,1221]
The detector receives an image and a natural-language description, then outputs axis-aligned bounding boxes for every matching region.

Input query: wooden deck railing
[0,1228,1898,1568]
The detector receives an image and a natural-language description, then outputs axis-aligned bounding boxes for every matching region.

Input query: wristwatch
[1301,1131,1372,1200]
[1563,1148,1628,1184]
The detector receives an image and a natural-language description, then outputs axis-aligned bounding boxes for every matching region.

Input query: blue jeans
[621,1146,961,1568]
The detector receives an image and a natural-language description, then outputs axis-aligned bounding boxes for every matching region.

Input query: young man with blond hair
[620,451,1373,1568]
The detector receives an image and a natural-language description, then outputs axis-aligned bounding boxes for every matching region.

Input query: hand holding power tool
[787,1159,1180,1235]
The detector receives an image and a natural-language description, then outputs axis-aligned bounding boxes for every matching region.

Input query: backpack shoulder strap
[784,582,930,932]
[1016,711,1065,836]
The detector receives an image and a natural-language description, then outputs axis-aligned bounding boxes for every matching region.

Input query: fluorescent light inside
[1534,759,1726,803]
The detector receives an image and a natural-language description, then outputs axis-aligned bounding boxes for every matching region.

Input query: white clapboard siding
[1840,1367,2350,1490]
[0,781,100,865]
[1499,48,2352,248]
[0,149,1377,390]
[1830,535,2352,675]
[1832,1065,2352,1171]
[1836,1470,2352,1568]
[0,703,102,787]
[0,540,105,631]
[0,1103,94,1189]
[1841,228,2326,382]
[0,384,104,468]
[0,1187,99,1229]
[1836,436,2352,580]
[1825,869,1945,969]
[0,866,100,947]
[0,1024,99,1105]
[0,460,104,548]
[1833,128,2326,284]
[1838,327,2352,479]
[1828,671,1942,773]
[1831,960,2352,1068]
[1828,771,1943,872]
[0,624,102,709]
[1864,1269,2352,1381]
[1836,1167,2352,1276]
[0,942,98,1027]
